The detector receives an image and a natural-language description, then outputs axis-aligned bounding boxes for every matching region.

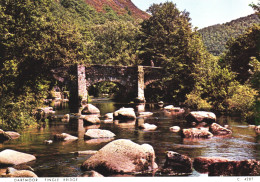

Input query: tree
[139,2,211,102]
[89,20,142,66]
[223,24,260,83]
[0,0,88,129]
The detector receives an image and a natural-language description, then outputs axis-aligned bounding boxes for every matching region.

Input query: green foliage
[89,20,142,66]
[186,53,258,118]
[199,14,260,56]
[0,0,90,130]
[223,25,260,83]
[140,2,212,102]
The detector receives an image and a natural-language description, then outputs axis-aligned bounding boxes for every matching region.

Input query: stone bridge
[52,64,163,111]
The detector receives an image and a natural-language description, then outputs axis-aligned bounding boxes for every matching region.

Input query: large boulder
[185,111,216,126]
[208,160,260,176]
[81,104,100,114]
[210,123,232,135]
[162,151,192,174]
[113,108,136,120]
[82,115,100,125]
[0,149,36,166]
[81,139,157,175]
[181,128,213,138]
[53,133,78,141]
[0,129,12,142]
[5,167,37,177]
[193,157,230,173]
[84,129,116,139]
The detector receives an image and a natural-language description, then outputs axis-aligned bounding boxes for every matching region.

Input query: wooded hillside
[199,14,260,56]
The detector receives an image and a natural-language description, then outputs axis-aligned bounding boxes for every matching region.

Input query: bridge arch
[52,64,163,112]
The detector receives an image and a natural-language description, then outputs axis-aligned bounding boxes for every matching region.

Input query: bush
[185,92,212,110]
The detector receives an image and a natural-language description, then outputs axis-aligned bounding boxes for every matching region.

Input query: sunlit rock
[193,157,230,173]
[139,123,157,131]
[0,149,36,166]
[185,111,216,126]
[181,128,213,138]
[53,133,78,141]
[84,129,115,139]
[82,114,100,125]
[81,104,100,114]
[164,105,184,113]
[81,139,157,175]
[170,126,181,132]
[5,131,20,140]
[5,167,37,177]
[113,108,136,120]
[161,151,192,174]
[208,159,260,176]
[210,123,232,135]
[104,113,113,120]
[158,101,164,107]
[44,140,53,144]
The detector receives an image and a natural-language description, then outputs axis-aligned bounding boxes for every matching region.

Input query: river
[1,98,260,177]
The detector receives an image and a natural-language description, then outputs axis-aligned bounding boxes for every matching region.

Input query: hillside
[84,0,150,19]
[199,14,260,56]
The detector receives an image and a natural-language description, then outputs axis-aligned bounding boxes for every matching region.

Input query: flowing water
[0,99,260,177]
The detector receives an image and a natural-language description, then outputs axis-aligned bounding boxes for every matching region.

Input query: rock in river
[82,115,101,125]
[193,157,230,173]
[210,123,232,135]
[185,111,216,126]
[170,126,181,132]
[84,129,116,139]
[0,129,12,142]
[81,104,100,114]
[208,159,260,176]
[162,151,192,174]
[5,167,38,177]
[81,139,157,175]
[181,128,213,138]
[5,131,20,140]
[53,133,78,141]
[139,123,157,131]
[113,108,136,120]
[0,149,36,166]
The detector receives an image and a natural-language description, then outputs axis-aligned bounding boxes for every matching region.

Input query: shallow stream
[1,99,260,177]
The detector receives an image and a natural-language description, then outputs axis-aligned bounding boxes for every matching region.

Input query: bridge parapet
[52,64,163,112]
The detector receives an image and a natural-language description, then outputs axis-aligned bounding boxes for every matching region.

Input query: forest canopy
[0,0,259,129]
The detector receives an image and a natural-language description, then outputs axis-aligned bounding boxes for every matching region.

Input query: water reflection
[0,99,260,177]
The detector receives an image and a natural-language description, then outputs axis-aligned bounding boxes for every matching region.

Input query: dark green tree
[0,0,88,129]
[140,2,210,102]
[223,24,260,83]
